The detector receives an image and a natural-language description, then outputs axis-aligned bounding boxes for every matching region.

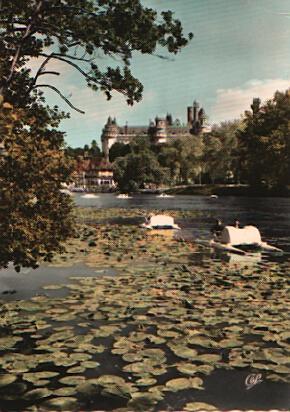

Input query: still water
[75,193,290,254]
[0,194,289,411]
[1,194,290,299]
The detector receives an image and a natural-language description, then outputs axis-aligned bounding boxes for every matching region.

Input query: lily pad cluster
[0,208,289,411]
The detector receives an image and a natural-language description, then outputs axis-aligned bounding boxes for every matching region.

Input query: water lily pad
[54,387,77,396]
[176,363,197,375]
[128,391,159,410]
[97,375,126,386]
[24,388,52,400]
[59,376,85,386]
[196,354,221,363]
[81,361,100,369]
[0,336,22,350]
[41,397,78,411]
[136,377,157,386]
[0,374,17,387]
[122,353,143,363]
[165,378,193,392]
[169,344,198,360]
[67,366,86,374]
[184,402,217,411]
[23,371,59,382]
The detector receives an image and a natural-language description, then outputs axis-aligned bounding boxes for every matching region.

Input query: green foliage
[109,142,131,162]
[238,90,290,188]
[203,120,241,183]
[66,140,101,160]
[113,137,167,191]
[0,100,74,271]
[0,0,192,270]
[0,0,192,107]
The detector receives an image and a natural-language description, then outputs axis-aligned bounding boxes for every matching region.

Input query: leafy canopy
[0,0,193,109]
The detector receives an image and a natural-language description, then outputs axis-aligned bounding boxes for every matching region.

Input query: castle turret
[193,100,199,123]
[101,116,119,161]
[187,106,193,126]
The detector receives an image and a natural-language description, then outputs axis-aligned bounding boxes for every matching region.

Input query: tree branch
[1,1,44,94]
[39,71,60,76]
[39,53,95,81]
[50,53,93,63]
[32,84,85,114]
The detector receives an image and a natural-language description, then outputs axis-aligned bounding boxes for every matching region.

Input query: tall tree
[113,137,167,191]
[0,0,191,270]
[203,120,240,183]
[0,99,74,271]
[238,90,290,188]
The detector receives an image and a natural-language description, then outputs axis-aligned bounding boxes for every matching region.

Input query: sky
[29,0,290,147]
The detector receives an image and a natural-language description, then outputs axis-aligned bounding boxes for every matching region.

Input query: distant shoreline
[164,184,290,198]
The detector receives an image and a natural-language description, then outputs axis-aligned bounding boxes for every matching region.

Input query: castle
[101,101,210,160]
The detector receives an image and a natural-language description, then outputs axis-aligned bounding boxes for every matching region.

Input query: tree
[0,99,74,271]
[238,90,290,188]
[109,142,131,162]
[113,137,167,191]
[0,0,192,109]
[89,139,101,158]
[203,120,240,183]
[0,0,191,269]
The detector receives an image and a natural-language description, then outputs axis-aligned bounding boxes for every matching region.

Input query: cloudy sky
[30,0,290,147]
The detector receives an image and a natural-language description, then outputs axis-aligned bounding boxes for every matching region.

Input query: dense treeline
[65,140,102,160]
[110,89,290,192]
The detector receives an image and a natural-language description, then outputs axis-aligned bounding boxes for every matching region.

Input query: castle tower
[193,100,199,123]
[153,117,167,143]
[187,106,193,126]
[101,116,119,161]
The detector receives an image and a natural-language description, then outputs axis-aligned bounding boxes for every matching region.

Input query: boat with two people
[210,219,283,255]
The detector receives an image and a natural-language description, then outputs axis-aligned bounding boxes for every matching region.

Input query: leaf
[184,402,217,411]
[41,397,78,411]
[24,388,52,400]
[165,378,192,392]
[0,374,17,387]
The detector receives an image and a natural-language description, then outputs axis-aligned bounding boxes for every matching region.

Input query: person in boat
[211,219,224,238]
[234,219,240,228]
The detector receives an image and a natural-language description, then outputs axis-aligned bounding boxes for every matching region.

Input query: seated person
[211,219,224,238]
[234,219,240,228]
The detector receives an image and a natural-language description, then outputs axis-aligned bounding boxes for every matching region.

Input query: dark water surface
[75,193,290,255]
[0,194,289,411]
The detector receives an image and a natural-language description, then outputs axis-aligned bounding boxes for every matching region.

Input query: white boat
[210,225,283,254]
[210,194,218,199]
[116,193,132,199]
[141,214,180,230]
[156,193,174,198]
[81,193,99,199]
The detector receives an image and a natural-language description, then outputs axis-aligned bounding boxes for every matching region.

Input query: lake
[0,194,289,411]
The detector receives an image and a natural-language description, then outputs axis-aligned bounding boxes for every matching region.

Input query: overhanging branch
[33,84,85,114]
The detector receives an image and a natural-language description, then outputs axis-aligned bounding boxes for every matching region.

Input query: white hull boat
[81,193,99,199]
[141,214,180,230]
[116,194,132,199]
[156,193,174,198]
[210,225,283,255]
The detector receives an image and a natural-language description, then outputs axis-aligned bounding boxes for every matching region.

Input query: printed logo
[245,373,263,390]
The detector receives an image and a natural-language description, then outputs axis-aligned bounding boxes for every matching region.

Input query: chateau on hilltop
[101,100,210,160]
